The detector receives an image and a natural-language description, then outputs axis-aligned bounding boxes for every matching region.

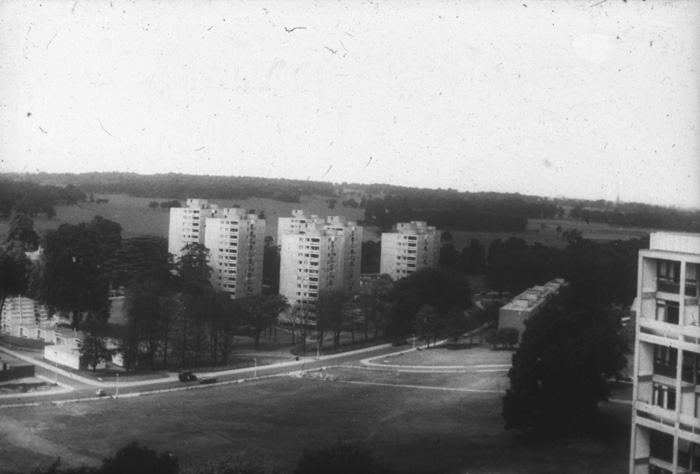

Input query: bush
[293,440,396,474]
[101,442,177,474]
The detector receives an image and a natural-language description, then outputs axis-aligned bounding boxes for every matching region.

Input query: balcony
[658,277,681,295]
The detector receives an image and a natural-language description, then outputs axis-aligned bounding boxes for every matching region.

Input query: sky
[1,0,699,209]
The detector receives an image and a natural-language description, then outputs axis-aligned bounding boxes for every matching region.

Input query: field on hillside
[448,217,652,251]
[0,194,653,250]
[0,346,632,474]
[0,194,366,242]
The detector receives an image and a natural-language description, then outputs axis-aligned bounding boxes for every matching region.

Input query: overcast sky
[1,0,698,209]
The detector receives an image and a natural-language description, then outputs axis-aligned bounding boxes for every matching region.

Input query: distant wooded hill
[3,172,699,233]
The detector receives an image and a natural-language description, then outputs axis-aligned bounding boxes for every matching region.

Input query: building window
[687,263,699,297]
[682,352,700,383]
[658,260,681,294]
[649,430,674,464]
[656,300,680,325]
[654,345,677,378]
[653,383,676,410]
[677,439,700,471]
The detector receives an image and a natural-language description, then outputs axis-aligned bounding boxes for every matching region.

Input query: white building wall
[279,214,362,314]
[380,221,440,281]
[168,199,217,259]
[204,208,265,299]
[630,232,700,474]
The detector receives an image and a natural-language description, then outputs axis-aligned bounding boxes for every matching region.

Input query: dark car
[198,376,217,385]
[178,370,197,382]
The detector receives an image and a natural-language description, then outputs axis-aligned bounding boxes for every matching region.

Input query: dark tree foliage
[78,321,111,371]
[502,305,627,434]
[238,294,289,350]
[101,442,177,474]
[111,236,172,288]
[0,246,32,299]
[293,440,396,474]
[160,200,181,209]
[181,451,281,474]
[460,239,486,275]
[438,242,459,271]
[176,242,212,290]
[5,213,40,251]
[363,195,529,233]
[389,267,471,336]
[360,240,381,274]
[12,172,335,202]
[0,179,86,220]
[35,217,122,327]
[484,236,645,307]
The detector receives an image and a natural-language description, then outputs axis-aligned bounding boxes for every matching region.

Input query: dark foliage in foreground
[502,304,627,435]
[30,440,396,474]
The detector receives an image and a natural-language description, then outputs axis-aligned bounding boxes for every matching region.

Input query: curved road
[0,342,422,407]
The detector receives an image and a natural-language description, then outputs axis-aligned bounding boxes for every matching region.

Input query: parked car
[95,389,106,397]
[178,370,197,382]
[198,376,217,385]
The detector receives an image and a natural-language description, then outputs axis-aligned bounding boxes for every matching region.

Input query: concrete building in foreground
[630,232,700,474]
[380,221,440,281]
[498,279,568,340]
[279,213,362,316]
[169,200,265,299]
[204,208,265,299]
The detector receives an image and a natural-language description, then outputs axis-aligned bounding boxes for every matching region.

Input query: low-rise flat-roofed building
[498,279,568,340]
[380,221,440,281]
[630,232,700,474]
[0,296,54,342]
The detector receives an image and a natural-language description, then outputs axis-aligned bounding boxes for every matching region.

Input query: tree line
[438,233,644,308]
[569,204,700,232]
[9,172,337,203]
[0,179,86,220]
[362,195,534,232]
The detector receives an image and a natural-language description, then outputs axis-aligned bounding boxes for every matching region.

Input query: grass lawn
[0,347,631,474]
[376,345,514,367]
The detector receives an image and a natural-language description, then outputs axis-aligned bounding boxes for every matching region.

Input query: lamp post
[253,358,257,379]
[115,373,119,398]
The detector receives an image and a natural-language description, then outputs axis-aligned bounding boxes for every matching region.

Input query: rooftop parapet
[649,232,700,255]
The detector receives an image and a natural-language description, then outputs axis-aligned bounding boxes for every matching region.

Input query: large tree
[111,235,172,288]
[389,267,471,336]
[239,294,289,350]
[0,246,32,300]
[502,305,627,434]
[35,217,122,327]
[4,213,39,251]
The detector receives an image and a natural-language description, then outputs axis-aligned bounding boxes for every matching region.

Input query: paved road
[0,342,415,406]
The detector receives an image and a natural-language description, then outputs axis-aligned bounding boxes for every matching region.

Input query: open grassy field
[0,193,653,249]
[0,194,366,242]
[448,217,652,252]
[0,346,631,474]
